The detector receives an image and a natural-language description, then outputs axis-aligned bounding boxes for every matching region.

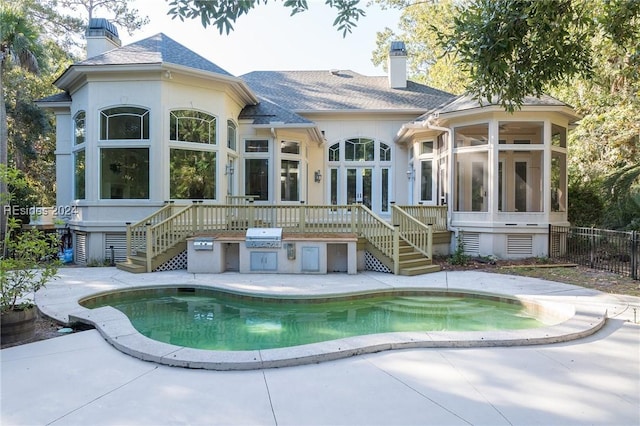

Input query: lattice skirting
[364,251,392,273]
[154,250,188,272]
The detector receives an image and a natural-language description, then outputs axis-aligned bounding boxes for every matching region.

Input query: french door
[346,168,372,209]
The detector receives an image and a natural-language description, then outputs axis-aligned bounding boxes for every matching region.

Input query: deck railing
[126,202,190,258]
[392,205,433,259]
[396,205,448,231]
[126,203,443,274]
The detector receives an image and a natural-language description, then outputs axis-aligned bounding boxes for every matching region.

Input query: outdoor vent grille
[105,233,127,263]
[246,228,283,248]
[462,233,480,255]
[75,232,87,265]
[507,235,533,255]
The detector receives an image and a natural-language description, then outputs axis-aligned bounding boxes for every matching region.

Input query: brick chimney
[388,41,407,89]
[85,18,121,59]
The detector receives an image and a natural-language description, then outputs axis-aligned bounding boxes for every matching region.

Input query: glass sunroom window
[100,107,149,140]
[170,110,216,144]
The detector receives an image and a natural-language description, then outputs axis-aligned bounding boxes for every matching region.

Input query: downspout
[423,115,460,243]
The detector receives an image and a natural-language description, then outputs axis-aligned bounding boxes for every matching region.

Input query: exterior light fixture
[314,170,322,183]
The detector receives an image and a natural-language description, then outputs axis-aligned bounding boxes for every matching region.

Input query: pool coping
[64,284,608,370]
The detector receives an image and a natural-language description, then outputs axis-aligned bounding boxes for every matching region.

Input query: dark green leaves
[442,0,593,111]
[166,0,365,37]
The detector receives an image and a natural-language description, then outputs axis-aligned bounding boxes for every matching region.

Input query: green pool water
[81,287,544,351]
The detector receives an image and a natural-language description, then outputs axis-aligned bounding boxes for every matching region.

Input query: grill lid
[246,228,283,248]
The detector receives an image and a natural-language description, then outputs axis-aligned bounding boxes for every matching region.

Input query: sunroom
[399,95,579,258]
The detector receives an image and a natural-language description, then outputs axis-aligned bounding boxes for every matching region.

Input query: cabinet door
[249,252,277,271]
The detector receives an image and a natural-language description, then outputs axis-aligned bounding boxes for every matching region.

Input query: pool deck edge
[51,270,611,370]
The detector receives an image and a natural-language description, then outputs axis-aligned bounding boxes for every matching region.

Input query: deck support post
[393,224,400,275]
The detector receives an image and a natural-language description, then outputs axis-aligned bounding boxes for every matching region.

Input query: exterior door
[346,167,372,209]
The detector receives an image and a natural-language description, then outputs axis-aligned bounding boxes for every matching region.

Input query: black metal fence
[549,225,639,280]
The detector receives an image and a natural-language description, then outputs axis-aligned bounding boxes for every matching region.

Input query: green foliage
[448,233,469,266]
[371,0,469,94]
[440,0,593,112]
[568,179,604,227]
[0,217,60,312]
[167,0,365,36]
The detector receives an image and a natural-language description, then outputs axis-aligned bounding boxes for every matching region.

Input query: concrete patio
[2,268,639,425]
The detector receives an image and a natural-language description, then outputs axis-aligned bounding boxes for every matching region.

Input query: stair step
[115,261,146,274]
[400,264,441,276]
[399,258,432,268]
[399,252,424,261]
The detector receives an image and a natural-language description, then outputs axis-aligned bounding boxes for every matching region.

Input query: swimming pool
[81,287,552,351]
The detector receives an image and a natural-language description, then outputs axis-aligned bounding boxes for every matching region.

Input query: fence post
[300,201,306,232]
[548,224,552,259]
[248,199,255,228]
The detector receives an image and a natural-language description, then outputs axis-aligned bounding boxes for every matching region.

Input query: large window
[454,124,489,212]
[245,139,270,201]
[497,121,544,212]
[168,109,218,200]
[170,149,216,199]
[74,150,85,200]
[280,141,300,202]
[100,107,149,140]
[100,148,149,199]
[99,106,150,199]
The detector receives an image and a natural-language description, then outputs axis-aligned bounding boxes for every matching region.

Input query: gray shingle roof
[239,97,313,125]
[241,70,454,112]
[432,93,569,116]
[36,92,72,103]
[78,33,233,76]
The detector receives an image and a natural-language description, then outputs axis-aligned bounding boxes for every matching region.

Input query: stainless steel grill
[245,228,283,248]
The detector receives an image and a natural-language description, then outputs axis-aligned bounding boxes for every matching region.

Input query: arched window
[227,120,237,150]
[329,143,340,162]
[170,110,216,144]
[345,138,374,161]
[74,111,85,145]
[100,107,149,140]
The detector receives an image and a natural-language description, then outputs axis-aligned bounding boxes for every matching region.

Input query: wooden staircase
[397,240,440,275]
[116,240,187,273]
[365,237,440,276]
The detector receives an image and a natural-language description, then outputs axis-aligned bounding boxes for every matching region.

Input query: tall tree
[0,6,43,236]
[58,0,149,35]
[371,0,468,94]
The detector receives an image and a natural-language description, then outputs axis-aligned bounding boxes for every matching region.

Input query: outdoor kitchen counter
[187,233,359,274]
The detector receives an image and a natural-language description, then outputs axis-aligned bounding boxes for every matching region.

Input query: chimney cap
[389,41,407,56]
[86,18,119,38]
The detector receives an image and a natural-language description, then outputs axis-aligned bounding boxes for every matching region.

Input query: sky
[117,0,402,77]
